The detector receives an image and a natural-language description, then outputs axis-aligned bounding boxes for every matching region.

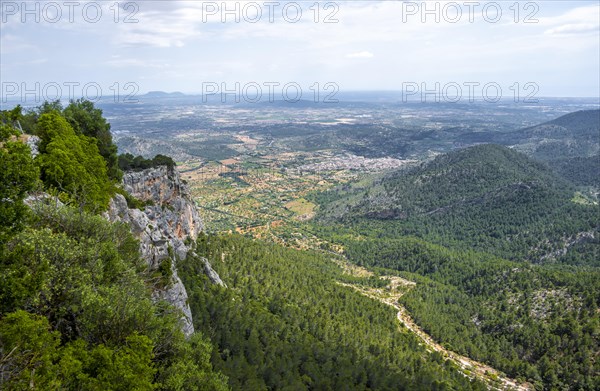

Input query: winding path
[336,265,533,391]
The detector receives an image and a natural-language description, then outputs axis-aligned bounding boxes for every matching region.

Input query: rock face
[106,166,204,337]
[201,257,227,287]
[24,135,40,158]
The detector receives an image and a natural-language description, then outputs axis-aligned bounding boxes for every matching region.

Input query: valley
[2,99,598,390]
[336,261,532,391]
[3,1,599,389]
[189,108,597,390]
[111,99,598,389]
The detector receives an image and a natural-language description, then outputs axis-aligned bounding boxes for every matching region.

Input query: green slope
[180,234,488,390]
[505,109,600,162]
[316,144,599,264]
[1,103,228,390]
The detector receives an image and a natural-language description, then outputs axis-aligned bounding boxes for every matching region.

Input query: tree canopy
[36,112,113,212]
[0,114,39,242]
[63,99,121,180]
[1,104,227,390]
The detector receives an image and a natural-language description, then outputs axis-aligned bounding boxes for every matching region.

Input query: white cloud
[545,23,599,36]
[104,57,169,69]
[346,51,374,59]
[1,1,598,96]
[540,4,600,36]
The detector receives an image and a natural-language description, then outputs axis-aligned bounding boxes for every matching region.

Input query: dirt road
[337,265,533,391]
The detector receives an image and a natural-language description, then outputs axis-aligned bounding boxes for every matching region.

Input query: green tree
[118,153,176,172]
[36,112,113,212]
[1,108,22,139]
[0,123,39,242]
[15,100,63,134]
[0,310,62,389]
[0,311,158,390]
[156,333,229,391]
[63,99,122,180]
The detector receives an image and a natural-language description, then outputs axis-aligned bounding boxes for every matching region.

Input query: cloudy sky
[1,1,599,100]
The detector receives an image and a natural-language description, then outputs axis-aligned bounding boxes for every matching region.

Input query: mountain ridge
[315,143,598,264]
[318,144,568,220]
[505,109,600,161]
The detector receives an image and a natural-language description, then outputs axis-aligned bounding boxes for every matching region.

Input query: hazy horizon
[2,0,599,106]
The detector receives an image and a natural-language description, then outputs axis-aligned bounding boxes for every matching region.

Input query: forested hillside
[505,109,599,162]
[315,144,599,265]
[180,234,489,390]
[310,143,599,390]
[0,103,227,389]
[501,109,600,189]
[304,232,599,389]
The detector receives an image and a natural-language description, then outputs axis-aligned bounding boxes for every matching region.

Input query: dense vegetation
[0,205,227,390]
[498,109,600,162]
[20,100,122,181]
[547,154,600,187]
[180,234,487,390]
[63,99,122,181]
[118,152,176,172]
[315,144,599,265]
[1,103,227,390]
[5,102,122,212]
[36,112,115,212]
[307,231,600,389]
[3,102,598,390]
[0,107,39,243]
[311,143,599,390]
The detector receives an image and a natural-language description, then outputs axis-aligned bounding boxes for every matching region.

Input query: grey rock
[26,135,40,158]
[154,267,195,337]
[106,166,206,337]
[201,257,227,287]
[24,192,63,208]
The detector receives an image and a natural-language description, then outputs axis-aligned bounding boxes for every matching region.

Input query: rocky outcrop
[24,135,40,158]
[201,257,227,287]
[110,166,203,265]
[106,166,205,337]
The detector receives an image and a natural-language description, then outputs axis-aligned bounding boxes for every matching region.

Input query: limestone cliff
[105,166,204,337]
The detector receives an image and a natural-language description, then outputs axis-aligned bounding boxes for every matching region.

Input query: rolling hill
[503,109,599,161]
[309,143,599,390]
[315,144,598,264]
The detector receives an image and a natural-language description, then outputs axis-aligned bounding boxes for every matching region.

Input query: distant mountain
[316,144,598,263]
[142,91,186,98]
[501,109,600,187]
[503,109,599,161]
[319,144,563,220]
[544,109,600,130]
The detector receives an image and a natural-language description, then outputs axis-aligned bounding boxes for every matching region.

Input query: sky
[1,0,599,102]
